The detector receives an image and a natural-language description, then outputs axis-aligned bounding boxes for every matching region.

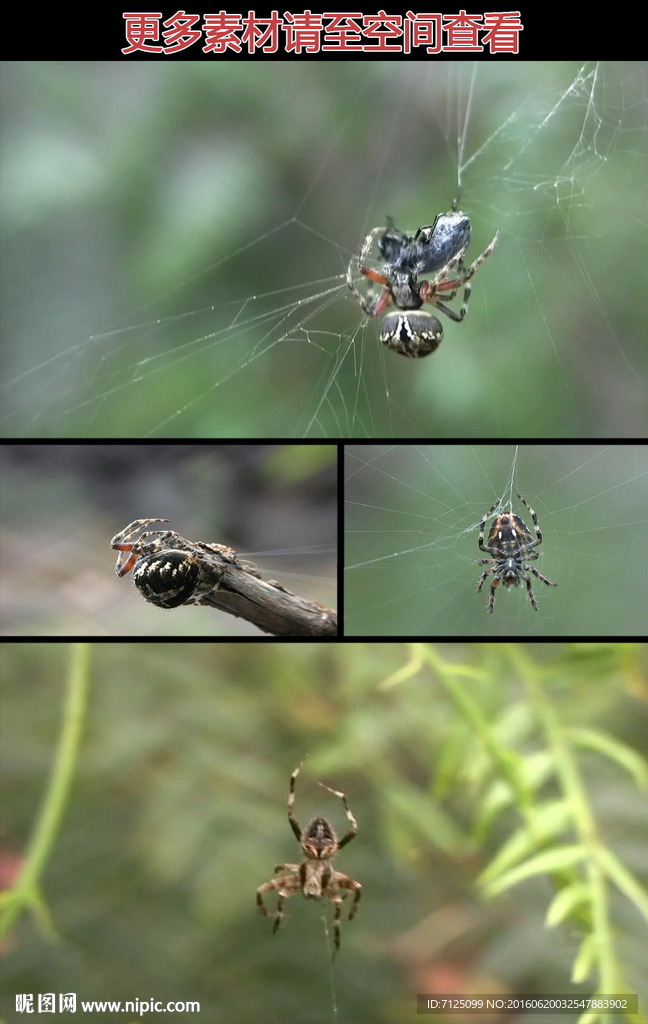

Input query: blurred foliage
[1,643,647,1024]
[2,62,646,437]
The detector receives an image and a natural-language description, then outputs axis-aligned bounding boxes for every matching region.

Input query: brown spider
[476,494,557,612]
[256,762,362,954]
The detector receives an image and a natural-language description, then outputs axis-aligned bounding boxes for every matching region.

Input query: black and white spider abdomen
[381,310,443,358]
[132,550,200,608]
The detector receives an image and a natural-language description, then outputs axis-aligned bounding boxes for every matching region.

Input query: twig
[110,519,337,637]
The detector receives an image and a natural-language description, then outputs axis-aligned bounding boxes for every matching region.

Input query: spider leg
[476,565,497,592]
[272,895,286,934]
[522,573,539,610]
[111,519,173,577]
[114,551,139,578]
[256,874,301,933]
[332,871,362,919]
[113,533,168,577]
[519,540,542,557]
[317,780,358,849]
[330,895,344,953]
[287,762,304,842]
[346,267,390,318]
[324,874,362,954]
[347,226,393,318]
[424,295,469,324]
[478,501,500,551]
[463,230,500,281]
[422,229,499,324]
[361,267,389,286]
[416,256,466,310]
[110,518,169,548]
[450,230,499,322]
[346,279,367,315]
[256,877,284,915]
[487,577,500,612]
[517,494,543,543]
[358,272,393,317]
[359,225,389,264]
[529,567,557,588]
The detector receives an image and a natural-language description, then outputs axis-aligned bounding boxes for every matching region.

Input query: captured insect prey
[347,208,499,357]
[476,494,557,613]
[256,762,362,955]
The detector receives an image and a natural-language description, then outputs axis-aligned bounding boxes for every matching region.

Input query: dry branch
[111,519,337,637]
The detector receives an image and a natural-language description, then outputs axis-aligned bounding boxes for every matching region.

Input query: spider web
[2,61,646,439]
[344,444,648,637]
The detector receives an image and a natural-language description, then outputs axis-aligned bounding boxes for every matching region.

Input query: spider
[476,495,557,613]
[256,762,362,954]
[347,208,499,357]
[110,518,201,609]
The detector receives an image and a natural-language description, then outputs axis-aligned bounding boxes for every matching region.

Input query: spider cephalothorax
[256,762,362,954]
[347,209,499,357]
[476,494,557,613]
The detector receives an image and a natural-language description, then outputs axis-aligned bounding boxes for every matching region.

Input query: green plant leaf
[482,844,586,898]
[480,801,574,887]
[568,728,648,789]
[571,932,597,983]
[546,882,589,927]
[594,845,648,922]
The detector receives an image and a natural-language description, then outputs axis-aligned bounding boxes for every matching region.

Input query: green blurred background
[345,444,648,638]
[2,644,647,1023]
[2,61,646,438]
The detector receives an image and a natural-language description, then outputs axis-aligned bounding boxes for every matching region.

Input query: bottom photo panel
[1,642,646,1024]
